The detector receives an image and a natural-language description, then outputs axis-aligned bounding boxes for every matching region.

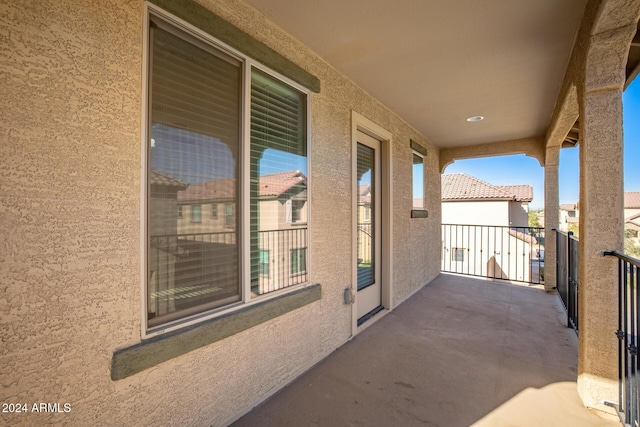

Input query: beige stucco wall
[0,0,441,426]
[509,201,529,227]
[442,200,511,226]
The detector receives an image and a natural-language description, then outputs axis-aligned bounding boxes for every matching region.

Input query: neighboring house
[559,203,579,232]
[171,170,308,296]
[357,184,373,265]
[441,173,538,283]
[441,173,533,227]
[625,192,640,246]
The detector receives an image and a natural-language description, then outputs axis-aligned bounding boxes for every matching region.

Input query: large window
[146,15,309,333]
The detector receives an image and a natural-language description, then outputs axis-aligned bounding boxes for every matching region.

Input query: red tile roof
[625,192,640,208]
[150,170,189,189]
[498,185,533,202]
[259,170,307,197]
[177,170,306,202]
[442,173,532,202]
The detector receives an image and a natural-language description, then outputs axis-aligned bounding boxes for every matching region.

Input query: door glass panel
[357,143,375,290]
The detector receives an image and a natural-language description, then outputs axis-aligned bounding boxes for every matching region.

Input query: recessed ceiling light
[467,116,484,122]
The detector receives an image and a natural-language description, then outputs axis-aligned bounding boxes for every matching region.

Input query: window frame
[191,204,202,223]
[259,249,270,277]
[452,248,466,262]
[412,150,425,210]
[141,5,311,338]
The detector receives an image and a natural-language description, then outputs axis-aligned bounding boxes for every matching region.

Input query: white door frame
[351,111,393,336]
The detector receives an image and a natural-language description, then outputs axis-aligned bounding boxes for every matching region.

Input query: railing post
[567,231,573,330]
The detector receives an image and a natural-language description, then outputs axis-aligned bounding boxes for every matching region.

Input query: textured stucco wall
[0,0,441,425]
[442,201,510,227]
[508,201,529,227]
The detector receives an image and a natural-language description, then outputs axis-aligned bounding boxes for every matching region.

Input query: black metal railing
[441,224,544,284]
[255,228,308,294]
[150,228,308,299]
[604,250,639,426]
[556,230,579,332]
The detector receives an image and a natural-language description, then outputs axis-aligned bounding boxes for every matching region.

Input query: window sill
[411,209,428,218]
[111,283,321,380]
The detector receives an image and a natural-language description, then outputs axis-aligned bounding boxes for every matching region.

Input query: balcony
[233,273,620,426]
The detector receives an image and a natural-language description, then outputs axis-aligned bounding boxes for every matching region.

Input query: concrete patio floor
[232,274,620,427]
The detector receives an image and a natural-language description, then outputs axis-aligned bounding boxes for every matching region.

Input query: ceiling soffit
[244,0,588,149]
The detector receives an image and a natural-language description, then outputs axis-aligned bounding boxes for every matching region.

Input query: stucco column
[543,146,560,292]
[577,21,632,412]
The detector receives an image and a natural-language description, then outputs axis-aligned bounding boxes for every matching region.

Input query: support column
[577,19,634,411]
[543,146,560,292]
[577,85,623,411]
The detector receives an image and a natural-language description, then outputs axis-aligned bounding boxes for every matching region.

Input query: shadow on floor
[232,274,617,427]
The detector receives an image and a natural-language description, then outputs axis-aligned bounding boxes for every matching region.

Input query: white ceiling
[244,0,588,148]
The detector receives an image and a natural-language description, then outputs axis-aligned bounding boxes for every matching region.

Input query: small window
[291,248,307,275]
[259,250,270,277]
[453,248,466,262]
[211,204,218,219]
[292,200,304,223]
[177,205,183,219]
[412,152,424,210]
[224,203,234,227]
[191,205,202,223]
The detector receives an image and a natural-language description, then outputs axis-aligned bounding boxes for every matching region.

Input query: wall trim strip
[111,284,321,380]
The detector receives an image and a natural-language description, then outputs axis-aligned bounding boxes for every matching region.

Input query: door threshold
[357,305,384,327]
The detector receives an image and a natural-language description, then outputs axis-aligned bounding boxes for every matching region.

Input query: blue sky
[444,78,640,210]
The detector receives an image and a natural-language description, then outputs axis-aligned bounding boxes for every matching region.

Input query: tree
[624,229,640,258]
[567,223,579,237]
[528,210,541,228]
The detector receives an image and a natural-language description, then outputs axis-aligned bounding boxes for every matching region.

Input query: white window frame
[141,4,311,338]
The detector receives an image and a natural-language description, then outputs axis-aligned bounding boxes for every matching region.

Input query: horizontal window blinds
[249,68,308,295]
[148,21,242,328]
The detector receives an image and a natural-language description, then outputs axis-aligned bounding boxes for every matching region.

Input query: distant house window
[568,211,576,218]
[364,207,370,221]
[211,204,218,219]
[291,248,307,275]
[412,152,425,210]
[191,205,202,223]
[225,203,233,227]
[453,248,466,262]
[177,205,183,219]
[292,200,304,223]
[259,250,270,277]
[285,199,305,224]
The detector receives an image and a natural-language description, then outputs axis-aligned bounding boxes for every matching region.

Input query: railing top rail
[604,250,640,267]
[151,228,306,239]
[552,228,579,241]
[151,231,236,238]
[442,224,544,230]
